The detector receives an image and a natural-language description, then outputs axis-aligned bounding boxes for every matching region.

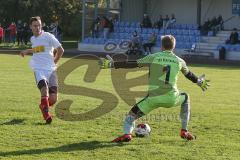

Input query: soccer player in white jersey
[20,16,64,124]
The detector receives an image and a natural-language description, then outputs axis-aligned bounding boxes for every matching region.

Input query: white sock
[123,115,136,134]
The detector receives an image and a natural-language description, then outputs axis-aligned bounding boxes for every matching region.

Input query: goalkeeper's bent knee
[180,93,190,105]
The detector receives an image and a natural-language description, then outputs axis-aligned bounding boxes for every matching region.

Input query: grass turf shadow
[0,119,25,125]
[0,140,125,157]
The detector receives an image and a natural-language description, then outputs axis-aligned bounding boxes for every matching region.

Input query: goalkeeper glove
[98,55,113,69]
[197,74,210,91]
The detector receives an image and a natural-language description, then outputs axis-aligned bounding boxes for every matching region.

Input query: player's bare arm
[20,49,34,57]
[53,46,64,64]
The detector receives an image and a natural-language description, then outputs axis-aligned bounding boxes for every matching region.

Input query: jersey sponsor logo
[33,45,45,53]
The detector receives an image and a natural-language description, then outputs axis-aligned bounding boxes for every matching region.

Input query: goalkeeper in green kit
[100,35,210,142]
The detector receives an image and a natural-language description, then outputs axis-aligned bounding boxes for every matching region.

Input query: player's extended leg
[48,71,58,107]
[38,80,52,124]
[112,104,145,143]
[48,86,58,106]
[179,93,196,140]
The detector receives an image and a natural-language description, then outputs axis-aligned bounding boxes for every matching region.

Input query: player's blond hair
[161,35,176,50]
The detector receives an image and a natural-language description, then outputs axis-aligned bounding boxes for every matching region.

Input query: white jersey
[29,31,61,71]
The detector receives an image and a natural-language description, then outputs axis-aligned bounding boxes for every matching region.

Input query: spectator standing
[154,15,163,30]
[49,22,62,43]
[54,22,62,43]
[141,14,152,28]
[49,23,55,34]
[166,14,176,29]
[42,23,49,32]
[22,22,30,45]
[17,20,24,45]
[102,16,110,39]
[91,17,100,38]
[210,16,218,28]
[5,25,10,43]
[8,22,17,44]
[0,23,4,44]
[217,15,224,30]
[201,18,211,35]
[208,16,218,36]
[109,17,114,34]
[163,15,170,29]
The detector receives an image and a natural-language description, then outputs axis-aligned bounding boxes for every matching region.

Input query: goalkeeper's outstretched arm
[184,71,198,83]
[180,59,210,91]
[99,54,151,69]
[99,58,139,69]
[183,70,210,91]
[103,60,150,69]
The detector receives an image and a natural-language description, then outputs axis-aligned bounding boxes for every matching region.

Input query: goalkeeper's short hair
[161,35,176,50]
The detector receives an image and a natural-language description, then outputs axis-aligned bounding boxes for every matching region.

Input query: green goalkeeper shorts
[137,92,187,114]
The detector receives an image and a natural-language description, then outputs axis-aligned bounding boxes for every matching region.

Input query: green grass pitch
[0,53,240,160]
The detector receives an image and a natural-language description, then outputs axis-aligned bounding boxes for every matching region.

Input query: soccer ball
[135,123,151,137]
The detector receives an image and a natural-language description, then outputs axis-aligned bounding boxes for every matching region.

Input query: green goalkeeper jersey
[137,51,189,97]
